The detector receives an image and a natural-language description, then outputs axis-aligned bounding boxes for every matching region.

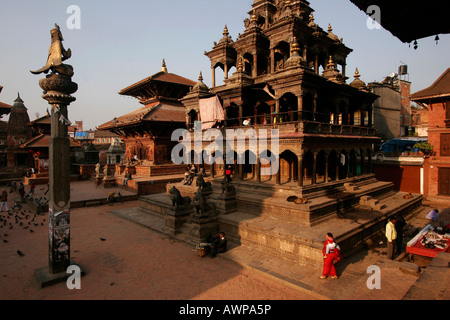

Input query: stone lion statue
[169,186,191,207]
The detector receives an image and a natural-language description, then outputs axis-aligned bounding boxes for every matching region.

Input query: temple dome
[322,56,345,84]
[192,72,210,93]
[350,68,368,91]
[327,24,340,42]
[218,25,233,45]
[284,37,305,68]
[308,13,318,29]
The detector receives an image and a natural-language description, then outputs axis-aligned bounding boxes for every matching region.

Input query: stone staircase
[136,174,423,269]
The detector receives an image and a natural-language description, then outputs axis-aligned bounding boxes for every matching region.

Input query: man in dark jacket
[395,215,406,254]
[210,232,227,258]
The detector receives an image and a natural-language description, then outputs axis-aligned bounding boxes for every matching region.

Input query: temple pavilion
[184,0,379,188]
[118,0,423,269]
[98,61,196,171]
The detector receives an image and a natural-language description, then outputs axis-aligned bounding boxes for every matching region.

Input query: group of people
[183,164,206,185]
[320,212,410,279]
[385,214,407,260]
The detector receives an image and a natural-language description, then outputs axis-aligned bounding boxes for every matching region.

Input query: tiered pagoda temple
[121,0,423,269]
[98,61,196,167]
[185,0,379,187]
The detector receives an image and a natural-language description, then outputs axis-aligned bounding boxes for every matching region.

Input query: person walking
[395,214,406,254]
[30,181,36,196]
[385,216,397,259]
[0,190,9,212]
[225,165,233,182]
[321,233,341,279]
[18,183,25,199]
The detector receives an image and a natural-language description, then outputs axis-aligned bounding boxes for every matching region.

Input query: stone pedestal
[34,260,84,288]
[102,176,116,188]
[163,205,194,235]
[188,216,220,241]
[95,175,104,187]
[216,195,237,214]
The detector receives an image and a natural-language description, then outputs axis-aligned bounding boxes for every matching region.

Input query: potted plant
[413,142,434,156]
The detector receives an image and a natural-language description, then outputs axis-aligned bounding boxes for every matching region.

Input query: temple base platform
[112,174,423,269]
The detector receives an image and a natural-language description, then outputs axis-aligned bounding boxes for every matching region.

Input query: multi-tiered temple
[186,0,379,191]
[125,0,423,268]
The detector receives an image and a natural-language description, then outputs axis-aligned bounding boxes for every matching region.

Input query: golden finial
[328,24,333,32]
[161,59,167,73]
[237,57,243,72]
[251,12,258,23]
[223,25,229,36]
[327,56,335,69]
[291,37,300,53]
[354,68,360,78]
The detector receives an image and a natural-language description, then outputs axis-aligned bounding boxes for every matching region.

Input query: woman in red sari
[321,233,341,279]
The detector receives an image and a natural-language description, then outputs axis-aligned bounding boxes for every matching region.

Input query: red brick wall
[422,100,450,197]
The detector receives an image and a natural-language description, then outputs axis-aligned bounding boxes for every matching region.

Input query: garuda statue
[30,24,74,77]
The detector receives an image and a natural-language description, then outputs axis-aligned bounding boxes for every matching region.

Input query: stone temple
[120,0,423,269]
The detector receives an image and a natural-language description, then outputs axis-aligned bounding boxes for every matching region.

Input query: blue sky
[0,0,448,130]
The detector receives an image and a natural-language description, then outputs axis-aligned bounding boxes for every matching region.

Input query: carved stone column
[40,74,77,275]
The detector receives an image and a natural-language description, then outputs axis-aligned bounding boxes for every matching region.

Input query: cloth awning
[199,96,225,130]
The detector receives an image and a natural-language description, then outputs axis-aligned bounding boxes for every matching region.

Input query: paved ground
[0,181,449,302]
[0,188,312,300]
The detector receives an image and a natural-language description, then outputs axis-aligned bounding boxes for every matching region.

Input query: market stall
[407,224,450,258]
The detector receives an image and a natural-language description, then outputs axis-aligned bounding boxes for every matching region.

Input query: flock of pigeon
[0,198,47,258]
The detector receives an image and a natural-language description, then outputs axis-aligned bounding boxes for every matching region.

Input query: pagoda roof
[411,68,450,102]
[28,112,51,127]
[0,101,11,116]
[21,133,81,149]
[97,100,186,131]
[119,70,196,103]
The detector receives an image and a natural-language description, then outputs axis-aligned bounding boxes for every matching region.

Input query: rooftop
[411,68,450,102]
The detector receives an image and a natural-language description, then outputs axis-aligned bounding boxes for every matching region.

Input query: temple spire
[161,59,167,73]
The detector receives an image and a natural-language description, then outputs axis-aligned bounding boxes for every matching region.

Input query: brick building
[411,68,450,197]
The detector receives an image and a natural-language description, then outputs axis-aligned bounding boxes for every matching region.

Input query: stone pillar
[211,67,216,88]
[256,155,261,183]
[40,74,77,276]
[224,62,229,80]
[312,152,317,185]
[238,103,244,126]
[313,94,318,121]
[275,99,280,123]
[298,156,303,187]
[253,54,258,78]
[314,54,319,74]
[276,161,281,185]
[270,48,275,73]
[297,94,303,121]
